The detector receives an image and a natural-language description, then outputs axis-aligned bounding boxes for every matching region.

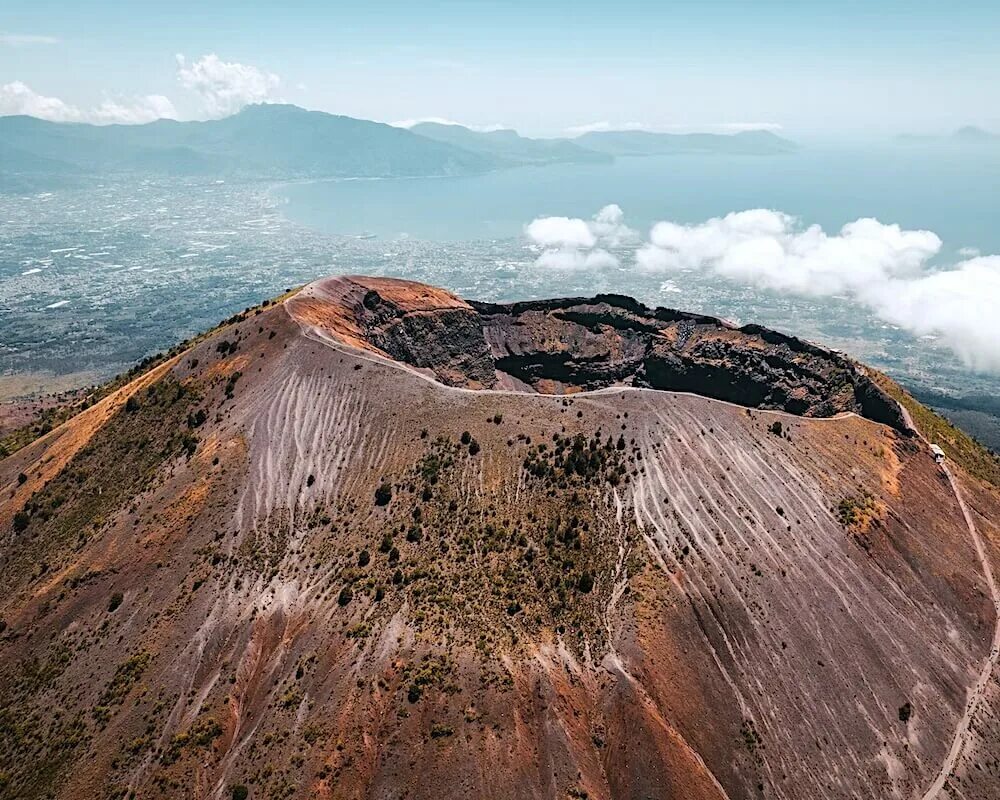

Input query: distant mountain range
[409,121,612,165]
[0,105,499,185]
[0,104,799,189]
[575,128,798,156]
[896,126,999,145]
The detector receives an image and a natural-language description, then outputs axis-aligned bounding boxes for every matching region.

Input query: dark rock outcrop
[474,295,908,431]
[289,277,908,432]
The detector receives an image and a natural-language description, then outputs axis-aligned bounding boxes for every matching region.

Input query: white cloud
[525,204,637,270]
[564,121,650,136]
[0,33,58,46]
[88,94,178,124]
[2,54,282,124]
[175,53,280,117]
[526,216,596,249]
[0,81,78,121]
[633,208,1000,371]
[0,81,176,124]
[867,258,1000,372]
[590,203,637,248]
[636,210,941,296]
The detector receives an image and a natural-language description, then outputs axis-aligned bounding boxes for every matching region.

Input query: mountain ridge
[0,104,502,181]
[574,128,798,156]
[0,106,801,188]
[409,121,613,165]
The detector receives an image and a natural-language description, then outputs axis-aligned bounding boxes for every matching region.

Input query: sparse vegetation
[740,719,762,755]
[375,482,392,506]
[162,716,222,764]
[93,651,151,724]
[873,370,1000,488]
[836,492,879,531]
[430,723,454,738]
[6,375,201,579]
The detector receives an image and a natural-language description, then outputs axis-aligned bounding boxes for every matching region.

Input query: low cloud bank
[525,204,637,270]
[563,121,784,136]
[525,207,1000,372]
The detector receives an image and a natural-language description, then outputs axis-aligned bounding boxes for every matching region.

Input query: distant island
[0,104,799,190]
[896,125,999,145]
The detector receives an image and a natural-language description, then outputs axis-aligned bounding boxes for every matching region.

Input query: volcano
[2,275,999,800]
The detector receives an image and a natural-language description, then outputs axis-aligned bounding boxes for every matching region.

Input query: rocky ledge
[286,275,909,431]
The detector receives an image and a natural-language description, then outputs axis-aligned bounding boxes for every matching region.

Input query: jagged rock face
[290,276,907,430]
[1,275,998,800]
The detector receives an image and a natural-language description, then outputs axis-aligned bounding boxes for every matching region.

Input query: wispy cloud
[175,53,281,117]
[0,32,59,46]
[564,121,783,136]
[0,81,177,124]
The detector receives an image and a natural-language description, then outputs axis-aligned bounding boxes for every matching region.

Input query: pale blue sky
[2,1,999,137]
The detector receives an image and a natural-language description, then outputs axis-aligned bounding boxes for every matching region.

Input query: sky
[2,0,999,137]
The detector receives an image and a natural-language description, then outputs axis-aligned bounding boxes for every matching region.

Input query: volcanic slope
[1,275,999,800]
